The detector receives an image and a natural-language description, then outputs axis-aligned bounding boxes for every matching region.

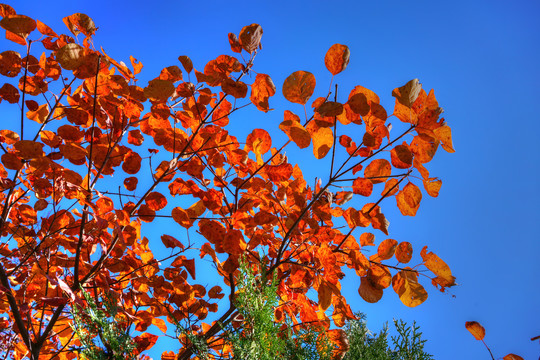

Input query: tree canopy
[0,4,457,359]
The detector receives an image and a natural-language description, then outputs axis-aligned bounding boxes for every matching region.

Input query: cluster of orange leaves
[0,3,456,360]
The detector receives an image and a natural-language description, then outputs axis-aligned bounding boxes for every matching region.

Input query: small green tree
[343,314,433,360]
[224,260,333,360]
[71,288,136,360]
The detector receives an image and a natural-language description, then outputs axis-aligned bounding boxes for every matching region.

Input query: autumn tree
[0,4,456,360]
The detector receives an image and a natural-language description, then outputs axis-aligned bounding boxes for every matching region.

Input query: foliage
[199,259,334,360]
[343,314,433,360]
[0,3,455,360]
[70,288,136,360]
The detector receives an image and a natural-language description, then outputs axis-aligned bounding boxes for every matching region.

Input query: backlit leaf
[364,159,391,184]
[279,111,311,149]
[324,44,350,75]
[352,177,373,197]
[310,126,332,159]
[62,13,96,37]
[144,79,175,102]
[391,143,413,169]
[316,101,343,117]
[395,242,413,263]
[503,354,524,360]
[15,140,44,159]
[433,124,455,153]
[377,239,398,260]
[282,70,316,105]
[0,83,19,103]
[0,15,36,37]
[421,246,456,289]
[178,55,193,73]
[392,270,428,307]
[250,73,276,112]
[239,24,263,54]
[0,50,21,77]
[358,276,383,303]
[423,178,442,197]
[392,79,422,108]
[396,182,422,216]
[465,321,485,340]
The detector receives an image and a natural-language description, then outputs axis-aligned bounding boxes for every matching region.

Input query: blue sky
[3,0,539,358]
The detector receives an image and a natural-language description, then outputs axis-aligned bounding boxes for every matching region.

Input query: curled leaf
[239,24,263,54]
[251,73,276,112]
[62,13,96,37]
[392,79,422,107]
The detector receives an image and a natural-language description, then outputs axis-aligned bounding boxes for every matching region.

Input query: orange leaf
[364,159,391,184]
[161,234,184,249]
[396,182,422,216]
[124,177,138,191]
[358,276,383,303]
[145,192,167,211]
[352,177,373,197]
[421,246,456,289]
[315,101,343,117]
[503,354,524,360]
[392,79,422,108]
[279,111,311,149]
[318,281,332,310]
[62,13,96,37]
[122,151,142,174]
[239,24,263,54]
[172,207,191,229]
[15,140,44,159]
[423,178,442,197]
[56,43,85,71]
[381,178,399,197]
[324,44,350,75]
[221,78,247,98]
[178,55,193,73]
[0,15,36,38]
[410,134,439,164]
[144,79,175,102]
[0,50,22,77]
[395,242,413,263]
[310,126,333,159]
[0,4,16,18]
[134,333,159,352]
[152,318,167,333]
[348,93,370,116]
[360,232,375,246]
[0,83,19,103]
[265,163,293,182]
[433,124,455,153]
[228,32,242,53]
[159,65,183,82]
[161,351,176,360]
[391,143,413,169]
[465,321,485,340]
[377,239,398,260]
[282,70,316,105]
[36,19,57,37]
[367,264,391,289]
[208,286,224,299]
[392,270,428,307]
[250,73,275,112]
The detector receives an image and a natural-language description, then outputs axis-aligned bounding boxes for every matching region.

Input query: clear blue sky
[3,0,539,359]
